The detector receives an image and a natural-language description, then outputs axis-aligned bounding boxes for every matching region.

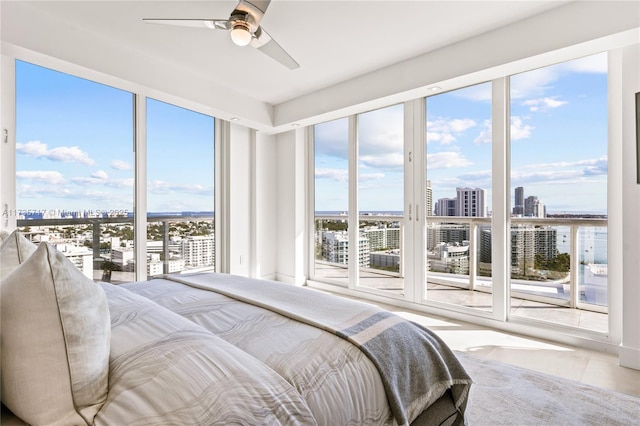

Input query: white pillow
[0,230,37,280]
[1,242,110,426]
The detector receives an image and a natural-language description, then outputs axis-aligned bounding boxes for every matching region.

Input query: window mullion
[348,115,359,289]
[134,94,147,281]
[492,77,509,321]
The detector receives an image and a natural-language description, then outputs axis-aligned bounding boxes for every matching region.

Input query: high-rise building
[510,225,557,275]
[513,186,524,216]
[435,198,457,216]
[456,187,486,217]
[427,223,469,250]
[321,231,370,267]
[524,195,546,218]
[426,180,433,217]
[181,235,215,268]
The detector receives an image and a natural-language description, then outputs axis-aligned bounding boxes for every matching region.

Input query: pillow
[1,242,110,426]
[0,230,37,280]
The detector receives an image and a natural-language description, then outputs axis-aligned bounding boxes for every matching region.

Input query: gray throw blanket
[166,272,472,426]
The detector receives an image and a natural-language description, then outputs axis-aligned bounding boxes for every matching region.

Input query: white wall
[227,123,251,277]
[275,129,306,285]
[251,132,278,280]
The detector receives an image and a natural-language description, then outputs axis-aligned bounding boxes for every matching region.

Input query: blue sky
[15,60,214,214]
[16,53,607,216]
[315,52,608,215]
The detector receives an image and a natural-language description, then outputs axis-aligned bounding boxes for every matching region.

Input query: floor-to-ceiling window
[146,99,215,278]
[425,82,493,312]
[509,53,608,332]
[15,60,135,282]
[313,118,350,285]
[357,104,405,294]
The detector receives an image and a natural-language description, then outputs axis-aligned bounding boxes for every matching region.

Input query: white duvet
[123,278,395,425]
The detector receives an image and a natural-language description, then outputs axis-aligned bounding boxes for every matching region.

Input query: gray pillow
[1,242,110,425]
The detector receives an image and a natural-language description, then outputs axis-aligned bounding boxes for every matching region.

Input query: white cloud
[512,156,608,185]
[16,183,71,198]
[16,141,95,165]
[16,170,66,185]
[473,120,492,144]
[359,153,403,169]
[358,108,404,170]
[427,117,477,145]
[522,97,568,112]
[510,52,606,100]
[315,168,348,182]
[511,116,534,140]
[110,160,132,170]
[105,178,134,188]
[427,151,472,169]
[72,176,104,185]
[92,170,109,180]
[148,180,213,195]
[427,132,456,145]
[359,173,385,182]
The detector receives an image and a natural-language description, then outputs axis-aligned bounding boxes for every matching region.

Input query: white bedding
[122,272,471,426]
[95,283,317,425]
[123,278,394,425]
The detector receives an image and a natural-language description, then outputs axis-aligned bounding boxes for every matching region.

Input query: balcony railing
[17,214,215,283]
[314,214,608,315]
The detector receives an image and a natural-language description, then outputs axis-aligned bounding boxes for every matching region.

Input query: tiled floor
[314,262,609,332]
[341,295,640,398]
[313,263,639,398]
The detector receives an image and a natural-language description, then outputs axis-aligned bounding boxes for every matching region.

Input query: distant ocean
[316,211,403,216]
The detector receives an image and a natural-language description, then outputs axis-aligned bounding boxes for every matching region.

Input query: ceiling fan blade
[143,18,230,31]
[251,26,299,70]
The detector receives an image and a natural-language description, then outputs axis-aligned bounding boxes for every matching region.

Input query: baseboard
[275,273,306,286]
[619,345,640,370]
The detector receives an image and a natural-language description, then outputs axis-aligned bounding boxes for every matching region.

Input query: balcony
[314,214,608,334]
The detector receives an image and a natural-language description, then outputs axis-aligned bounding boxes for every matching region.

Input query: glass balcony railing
[17,215,215,284]
[314,214,405,293]
[313,214,608,332]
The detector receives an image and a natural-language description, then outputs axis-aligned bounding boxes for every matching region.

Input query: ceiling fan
[143,0,299,69]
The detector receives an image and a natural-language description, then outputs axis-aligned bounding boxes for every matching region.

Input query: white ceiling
[2,0,571,106]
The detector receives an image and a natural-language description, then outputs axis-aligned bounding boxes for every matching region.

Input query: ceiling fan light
[230,24,252,46]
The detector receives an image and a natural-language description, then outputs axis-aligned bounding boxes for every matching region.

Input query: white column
[617,43,640,370]
[276,128,307,285]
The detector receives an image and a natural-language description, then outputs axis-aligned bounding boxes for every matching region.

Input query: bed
[0,231,472,426]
